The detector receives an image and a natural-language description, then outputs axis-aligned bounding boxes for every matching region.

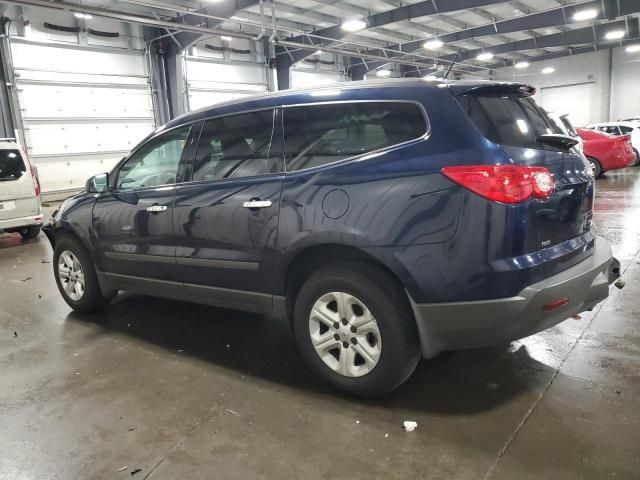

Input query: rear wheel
[53,236,113,313]
[292,264,420,397]
[633,149,639,166]
[19,225,41,239]
[588,157,602,177]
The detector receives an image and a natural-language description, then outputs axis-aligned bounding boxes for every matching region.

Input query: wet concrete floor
[1,168,639,479]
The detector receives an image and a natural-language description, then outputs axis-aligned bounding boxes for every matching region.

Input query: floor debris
[403,421,418,432]
[21,277,32,282]
[117,466,127,472]
[130,468,141,476]
[13,331,18,337]
[226,408,240,416]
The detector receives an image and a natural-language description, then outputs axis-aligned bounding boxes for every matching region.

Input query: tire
[19,225,41,239]
[634,149,640,166]
[53,235,113,313]
[292,263,420,397]
[587,157,602,178]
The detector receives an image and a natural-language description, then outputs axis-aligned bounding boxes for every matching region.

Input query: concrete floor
[1,169,639,480]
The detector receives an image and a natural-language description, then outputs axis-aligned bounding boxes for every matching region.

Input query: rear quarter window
[457,94,561,150]
[0,149,26,181]
[283,102,427,172]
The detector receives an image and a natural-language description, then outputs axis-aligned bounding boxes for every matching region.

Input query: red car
[576,127,635,177]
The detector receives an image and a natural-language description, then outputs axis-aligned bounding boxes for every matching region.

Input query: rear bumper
[0,213,43,232]
[410,236,617,358]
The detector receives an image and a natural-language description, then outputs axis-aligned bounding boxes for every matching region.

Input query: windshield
[457,94,562,150]
[0,149,25,181]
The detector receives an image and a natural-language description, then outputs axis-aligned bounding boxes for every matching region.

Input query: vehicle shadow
[65,292,556,414]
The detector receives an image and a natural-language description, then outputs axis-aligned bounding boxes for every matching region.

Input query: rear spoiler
[449,83,536,97]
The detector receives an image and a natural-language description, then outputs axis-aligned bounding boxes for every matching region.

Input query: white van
[0,139,43,239]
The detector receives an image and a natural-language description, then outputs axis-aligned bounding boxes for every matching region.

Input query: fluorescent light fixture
[341,19,367,32]
[605,30,625,40]
[423,39,443,49]
[514,61,530,69]
[573,9,598,21]
[626,44,640,53]
[376,69,392,77]
[220,35,233,42]
[74,12,93,19]
[476,52,493,61]
[542,67,555,74]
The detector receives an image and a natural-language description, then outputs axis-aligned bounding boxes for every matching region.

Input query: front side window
[117,125,191,190]
[457,94,561,149]
[192,110,279,181]
[283,102,427,172]
[0,149,25,182]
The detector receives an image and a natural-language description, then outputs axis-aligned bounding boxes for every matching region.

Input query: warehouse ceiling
[2,0,640,78]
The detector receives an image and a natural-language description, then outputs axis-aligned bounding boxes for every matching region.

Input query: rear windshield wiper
[536,134,579,151]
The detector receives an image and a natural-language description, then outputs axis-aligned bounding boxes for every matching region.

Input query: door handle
[242,200,272,209]
[146,204,168,213]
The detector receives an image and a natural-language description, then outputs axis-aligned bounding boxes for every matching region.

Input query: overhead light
[515,61,530,69]
[542,67,555,74]
[376,69,392,77]
[423,39,443,49]
[423,75,439,81]
[626,44,640,53]
[605,30,625,40]
[477,52,493,61]
[341,19,367,32]
[220,35,233,42]
[74,12,92,19]
[573,9,598,21]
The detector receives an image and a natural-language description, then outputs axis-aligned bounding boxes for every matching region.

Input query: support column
[0,17,17,139]
[276,52,291,91]
[349,57,367,81]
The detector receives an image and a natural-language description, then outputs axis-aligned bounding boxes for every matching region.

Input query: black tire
[587,157,602,178]
[633,149,640,166]
[53,235,113,313]
[19,225,41,239]
[292,263,420,397]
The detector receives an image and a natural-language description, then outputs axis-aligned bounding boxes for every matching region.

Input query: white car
[0,139,43,239]
[585,121,640,163]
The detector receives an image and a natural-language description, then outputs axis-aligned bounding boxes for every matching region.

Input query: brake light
[441,165,554,204]
[30,164,40,197]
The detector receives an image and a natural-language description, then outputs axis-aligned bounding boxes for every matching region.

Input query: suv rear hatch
[0,147,40,220]
[452,83,594,269]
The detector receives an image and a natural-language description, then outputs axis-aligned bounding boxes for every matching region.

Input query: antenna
[444,49,462,80]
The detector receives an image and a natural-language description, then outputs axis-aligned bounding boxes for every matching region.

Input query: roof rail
[0,137,17,141]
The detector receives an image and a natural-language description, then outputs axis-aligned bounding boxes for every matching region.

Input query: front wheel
[53,236,113,313]
[587,157,602,178]
[293,264,420,397]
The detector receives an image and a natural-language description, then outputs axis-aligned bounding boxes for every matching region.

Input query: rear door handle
[242,200,272,209]
[146,204,168,213]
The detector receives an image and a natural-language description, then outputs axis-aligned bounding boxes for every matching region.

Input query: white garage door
[185,56,268,111]
[290,69,347,89]
[538,82,596,128]
[11,39,155,193]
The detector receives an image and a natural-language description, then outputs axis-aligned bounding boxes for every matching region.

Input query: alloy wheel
[58,250,85,301]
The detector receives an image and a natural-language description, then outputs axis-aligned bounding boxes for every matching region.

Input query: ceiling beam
[357,0,640,72]
[283,0,518,63]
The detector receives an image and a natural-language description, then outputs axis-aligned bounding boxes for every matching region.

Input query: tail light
[441,165,554,204]
[30,164,40,197]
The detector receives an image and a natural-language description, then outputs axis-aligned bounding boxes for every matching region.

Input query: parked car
[0,138,43,239]
[43,80,620,396]
[585,121,640,164]
[576,127,636,177]
[548,112,584,154]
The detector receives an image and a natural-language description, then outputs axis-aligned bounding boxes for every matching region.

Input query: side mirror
[86,173,109,193]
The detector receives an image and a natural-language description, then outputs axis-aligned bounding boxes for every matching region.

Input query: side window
[283,102,427,172]
[620,126,633,134]
[192,109,279,181]
[601,125,620,135]
[117,125,191,190]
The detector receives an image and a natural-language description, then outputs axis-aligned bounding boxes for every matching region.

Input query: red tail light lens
[30,164,41,197]
[441,165,554,204]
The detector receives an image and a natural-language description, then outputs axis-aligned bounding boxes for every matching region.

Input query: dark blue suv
[44,79,620,396]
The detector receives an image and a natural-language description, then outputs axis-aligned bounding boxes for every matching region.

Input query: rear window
[283,102,427,172]
[0,149,25,181]
[457,94,561,149]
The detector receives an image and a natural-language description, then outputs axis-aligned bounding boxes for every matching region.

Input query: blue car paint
[44,80,595,310]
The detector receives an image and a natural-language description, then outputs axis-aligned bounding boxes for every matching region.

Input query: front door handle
[146,204,168,213]
[242,200,272,209]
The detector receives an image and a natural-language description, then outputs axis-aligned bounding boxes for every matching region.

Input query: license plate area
[0,201,16,211]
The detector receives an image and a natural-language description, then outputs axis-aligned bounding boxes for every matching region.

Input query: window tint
[117,125,191,190]
[600,125,621,135]
[193,110,279,181]
[283,102,427,172]
[457,94,561,149]
[620,126,633,134]
[0,149,25,181]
